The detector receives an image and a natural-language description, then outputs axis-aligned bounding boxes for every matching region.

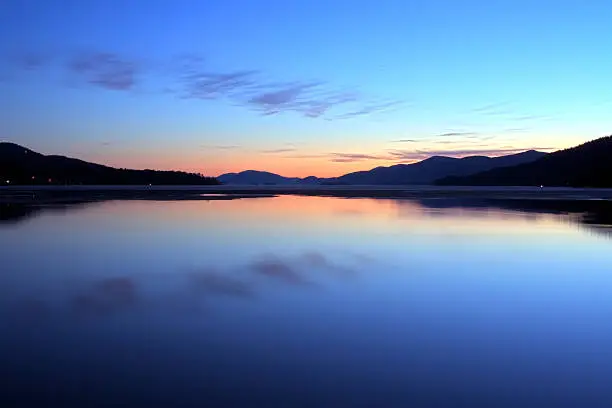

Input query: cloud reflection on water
[73,277,139,316]
[5,250,365,322]
[187,268,255,298]
[3,195,612,239]
[250,255,317,287]
[3,195,612,323]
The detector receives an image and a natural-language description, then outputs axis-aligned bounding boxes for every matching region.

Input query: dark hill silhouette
[218,150,546,185]
[436,136,612,187]
[331,150,546,185]
[218,170,324,185]
[218,170,306,185]
[0,142,219,185]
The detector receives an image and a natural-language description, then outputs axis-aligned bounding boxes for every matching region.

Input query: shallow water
[1,196,612,407]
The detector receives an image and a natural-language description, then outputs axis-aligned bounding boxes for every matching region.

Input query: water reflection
[410,197,612,237]
[5,249,366,324]
[3,196,612,235]
[0,202,95,225]
[2,196,612,407]
[188,269,255,298]
[73,277,139,316]
[0,203,44,224]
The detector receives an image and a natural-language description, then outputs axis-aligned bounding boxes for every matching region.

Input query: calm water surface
[2,195,612,407]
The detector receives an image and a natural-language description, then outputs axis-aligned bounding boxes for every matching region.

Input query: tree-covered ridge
[0,142,219,185]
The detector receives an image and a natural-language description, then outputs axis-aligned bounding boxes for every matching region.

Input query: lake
[2,195,612,407]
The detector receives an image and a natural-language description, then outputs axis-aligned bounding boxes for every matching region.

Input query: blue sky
[1,0,611,176]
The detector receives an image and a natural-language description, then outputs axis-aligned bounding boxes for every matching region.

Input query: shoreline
[2,185,612,204]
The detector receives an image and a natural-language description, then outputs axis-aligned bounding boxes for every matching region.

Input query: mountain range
[0,142,219,185]
[437,135,612,187]
[218,171,321,185]
[4,135,611,187]
[219,150,547,185]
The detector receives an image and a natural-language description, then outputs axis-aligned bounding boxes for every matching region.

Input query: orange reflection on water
[71,195,574,239]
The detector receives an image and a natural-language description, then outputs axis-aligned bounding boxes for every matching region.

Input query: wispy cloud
[388,147,552,161]
[387,150,429,161]
[180,70,259,99]
[471,101,512,113]
[260,148,297,154]
[469,102,556,126]
[325,137,549,163]
[67,51,141,91]
[5,48,406,120]
[438,131,479,137]
[330,152,389,162]
[202,144,241,150]
[503,127,529,133]
[8,51,51,70]
[0,50,53,82]
[477,135,497,141]
[470,101,517,117]
[422,147,531,156]
[167,53,397,120]
[284,153,327,159]
[165,54,381,119]
[235,83,362,119]
[512,114,552,122]
[246,81,323,114]
[333,100,403,119]
[392,133,494,144]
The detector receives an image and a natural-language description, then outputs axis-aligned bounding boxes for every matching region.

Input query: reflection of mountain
[0,203,94,226]
[4,197,612,241]
[0,204,43,225]
[409,197,612,238]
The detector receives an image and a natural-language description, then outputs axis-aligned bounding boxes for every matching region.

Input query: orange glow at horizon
[79,149,398,178]
[76,135,583,178]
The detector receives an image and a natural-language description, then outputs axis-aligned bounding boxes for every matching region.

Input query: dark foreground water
[2,196,612,408]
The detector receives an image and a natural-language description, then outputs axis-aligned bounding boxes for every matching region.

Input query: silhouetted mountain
[331,150,547,185]
[436,136,612,187]
[219,151,546,185]
[218,170,322,185]
[301,176,323,185]
[0,142,219,185]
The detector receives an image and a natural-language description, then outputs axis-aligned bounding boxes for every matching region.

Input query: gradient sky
[1,0,611,177]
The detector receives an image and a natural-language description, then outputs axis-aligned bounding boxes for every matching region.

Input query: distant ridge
[0,142,220,185]
[218,170,308,185]
[436,136,612,187]
[331,150,546,185]
[219,150,547,185]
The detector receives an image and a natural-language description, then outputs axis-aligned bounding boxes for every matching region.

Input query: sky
[1,0,611,177]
